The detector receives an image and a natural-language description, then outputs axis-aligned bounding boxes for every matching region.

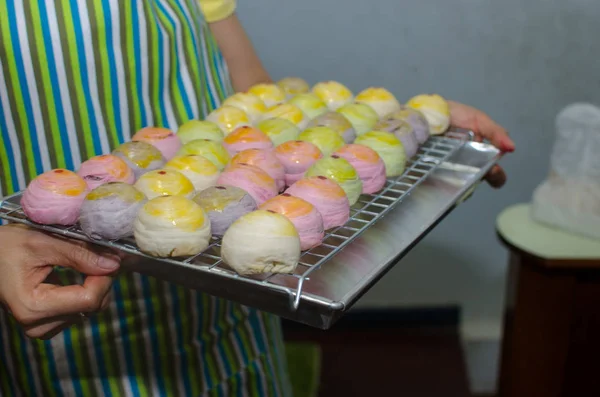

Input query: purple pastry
[307,112,357,143]
[388,105,431,144]
[374,118,419,158]
[79,182,147,240]
[192,185,257,236]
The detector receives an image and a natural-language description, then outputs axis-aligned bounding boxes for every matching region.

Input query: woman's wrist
[209,13,272,92]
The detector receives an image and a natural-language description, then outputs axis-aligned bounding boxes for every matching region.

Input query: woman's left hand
[448,100,515,188]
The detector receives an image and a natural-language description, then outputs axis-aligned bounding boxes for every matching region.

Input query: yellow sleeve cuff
[198,0,237,23]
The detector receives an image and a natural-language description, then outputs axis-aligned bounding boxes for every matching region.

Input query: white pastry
[134,195,211,258]
[221,210,300,275]
[222,92,267,123]
[312,81,354,110]
[277,77,310,98]
[164,154,220,191]
[355,87,402,118]
[206,106,251,135]
[133,169,195,199]
[262,103,309,130]
[248,83,287,107]
[406,94,451,135]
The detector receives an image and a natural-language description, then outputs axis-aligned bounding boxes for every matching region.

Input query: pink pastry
[222,126,273,156]
[216,163,278,206]
[21,169,88,225]
[132,126,182,160]
[231,148,286,192]
[260,194,324,250]
[77,154,136,190]
[285,176,350,230]
[274,140,323,187]
[333,144,387,194]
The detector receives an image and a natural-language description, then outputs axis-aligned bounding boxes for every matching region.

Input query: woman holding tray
[0,0,514,395]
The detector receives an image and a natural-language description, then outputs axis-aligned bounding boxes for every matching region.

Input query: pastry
[231,148,285,192]
[355,131,407,177]
[388,105,430,144]
[256,117,300,146]
[177,120,224,143]
[133,169,195,199]
[337,102,379,136]
[132,126,182,160]
[285,176,350,230]
[297,126,345,157]
[192,185,257,236]
[307,112,356,143]
[177,139,230,171]
[77,154,135,190]
[206,106,251,135]
[334,144,387,194]
[355,87,401,118]
[247,83,286,107]
[260,194,324,250]
[221,210,300,275]
[305,156,363,206]
[274,140,323,186]
[277,77,310,98]
[164,154,220,191]
[216,163,278,206]
[262,103,308,129]
[288,93,329,119]
[222,92,267,123]
[134,195,211,258]
[113,141,166,179]
[21,169,88,226]
[312,80,353,110]
[374,118,419,158]
[79,182,146,240]
[222,126,273,156]
[406,94,450,135]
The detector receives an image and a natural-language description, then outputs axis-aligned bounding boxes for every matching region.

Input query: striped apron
[0,1,292,396]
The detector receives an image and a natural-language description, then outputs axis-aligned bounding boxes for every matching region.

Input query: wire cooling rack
[0,131,469,311]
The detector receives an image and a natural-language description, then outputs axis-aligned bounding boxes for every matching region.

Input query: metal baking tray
[0,129,501,329]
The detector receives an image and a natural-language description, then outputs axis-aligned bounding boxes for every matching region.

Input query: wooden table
[496,203,600,397]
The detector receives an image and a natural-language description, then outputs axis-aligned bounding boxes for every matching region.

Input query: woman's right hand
[0,224,121,339]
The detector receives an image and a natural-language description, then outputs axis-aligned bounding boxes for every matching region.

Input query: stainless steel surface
[0,130,500,329]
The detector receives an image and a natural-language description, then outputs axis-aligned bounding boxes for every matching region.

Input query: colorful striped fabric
[0,1,292,396]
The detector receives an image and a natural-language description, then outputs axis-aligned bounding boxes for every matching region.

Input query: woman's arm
[208,13,272,92]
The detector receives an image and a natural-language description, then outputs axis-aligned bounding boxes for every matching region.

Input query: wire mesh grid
[0,131,469,310]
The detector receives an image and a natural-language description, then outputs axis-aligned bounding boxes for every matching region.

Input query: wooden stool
[496,203,600,397]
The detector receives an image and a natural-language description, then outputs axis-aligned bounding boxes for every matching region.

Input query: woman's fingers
[38,235,121,276]
[483,165,507,188]
[9,274,115,328]
[24,316,80,340]
[30,275,114,319]
[477,115,515,153]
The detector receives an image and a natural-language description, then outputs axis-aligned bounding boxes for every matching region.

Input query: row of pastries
[20,77,451,275]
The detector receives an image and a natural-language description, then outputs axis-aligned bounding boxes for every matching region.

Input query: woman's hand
[448,100,515,188]
[0,224,121,339]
